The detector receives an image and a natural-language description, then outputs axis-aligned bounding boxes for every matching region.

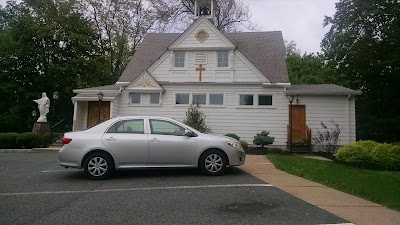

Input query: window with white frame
[150,93,160,104]
[209,94,224,105]
[239,94,253,105]
[192,93,206,105]
[217,51,229,67]
[176,93,189,104]
[131,93,141,104]
[258,95,273,106]
[174,52,185,67]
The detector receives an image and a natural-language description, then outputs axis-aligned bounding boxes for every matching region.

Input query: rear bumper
[58,146,84,169]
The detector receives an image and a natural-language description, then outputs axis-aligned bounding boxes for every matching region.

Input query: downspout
[347,94,352,144]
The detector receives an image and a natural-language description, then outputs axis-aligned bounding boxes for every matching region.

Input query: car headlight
[227,141,241,148]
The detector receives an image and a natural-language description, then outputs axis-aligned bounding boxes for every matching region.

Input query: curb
[0,149,33,153]
[0,148,60,153]
[32,148,60,152]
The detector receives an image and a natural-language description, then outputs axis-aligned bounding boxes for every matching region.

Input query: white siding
[299,95,356,146]
[74,101,88,131]
[117,84,289,146]
[151,51,263,83]
[176,22,231,49]
[233,52,264,82]
[111,96,119,118]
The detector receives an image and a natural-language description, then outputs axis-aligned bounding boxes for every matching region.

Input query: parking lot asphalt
[0,152,349,225]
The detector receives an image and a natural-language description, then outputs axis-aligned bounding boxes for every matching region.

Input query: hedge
[335,140,400,170]
[16,132,41,149]
[0,133,20,149]
[0,132,48,149]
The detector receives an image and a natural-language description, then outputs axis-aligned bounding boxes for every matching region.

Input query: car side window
[107,119,144,134]
[150,119,186,136]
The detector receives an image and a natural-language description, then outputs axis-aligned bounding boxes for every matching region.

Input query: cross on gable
[196,64,206,81]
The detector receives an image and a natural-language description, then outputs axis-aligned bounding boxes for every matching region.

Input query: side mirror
[184,130,196,137]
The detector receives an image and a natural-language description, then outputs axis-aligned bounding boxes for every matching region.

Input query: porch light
[53,91,59,101]
[32,110,37,117]
[288,96,294,104]
[97,91,104,101]
[288,95,294,153]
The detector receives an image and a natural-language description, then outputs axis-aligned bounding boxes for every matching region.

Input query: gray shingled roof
[286,84,362,95]
[225,32,289,83]
[118,33,180,83]
[74,85,120,92]
[117,31,289,83]
[73,92,120,98]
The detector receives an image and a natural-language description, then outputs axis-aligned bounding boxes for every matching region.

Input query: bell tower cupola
[194,0,215,20]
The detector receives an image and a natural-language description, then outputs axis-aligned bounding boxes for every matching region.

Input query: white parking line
[41,169,81,173]
[0,184,273,196]
[319,223,355,225]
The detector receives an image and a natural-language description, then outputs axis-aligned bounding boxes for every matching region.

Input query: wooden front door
[291,105,306,142]
[87,101,110,128]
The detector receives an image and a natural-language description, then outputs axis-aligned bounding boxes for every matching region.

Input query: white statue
[33,92,50,122]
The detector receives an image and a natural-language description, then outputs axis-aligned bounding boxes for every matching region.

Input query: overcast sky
[0,0,339,53]
[246,0,338,53]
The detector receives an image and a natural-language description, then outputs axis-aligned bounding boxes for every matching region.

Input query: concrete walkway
[240,155,400,225]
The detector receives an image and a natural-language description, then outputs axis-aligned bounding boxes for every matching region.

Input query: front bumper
[228,149,246,166]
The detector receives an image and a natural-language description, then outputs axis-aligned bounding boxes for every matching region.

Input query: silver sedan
[58,116,246,179]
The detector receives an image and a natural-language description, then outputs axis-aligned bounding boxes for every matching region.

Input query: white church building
[71,1,361,151]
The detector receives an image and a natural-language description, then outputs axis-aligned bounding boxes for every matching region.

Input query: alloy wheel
[204,154,223,173]
[87,157,108,177]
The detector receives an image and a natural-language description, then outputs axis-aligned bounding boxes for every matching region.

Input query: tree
[313,120,343,154]
[253,130,275,148]
[284,40,337,85]
[0,0,108,132]
[78,0,172,81]
[183,104,212,133]
[322,0,400,142]
[150,0,256,32]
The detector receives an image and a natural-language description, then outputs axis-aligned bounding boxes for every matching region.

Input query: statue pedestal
[32,122,50,136]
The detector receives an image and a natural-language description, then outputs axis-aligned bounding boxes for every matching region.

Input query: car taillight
[62,138,72,145]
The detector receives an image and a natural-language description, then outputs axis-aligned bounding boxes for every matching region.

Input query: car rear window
[107,119,144,134]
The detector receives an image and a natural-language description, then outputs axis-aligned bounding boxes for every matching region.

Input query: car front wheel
[200,150,227,176]
[83,152,114,180]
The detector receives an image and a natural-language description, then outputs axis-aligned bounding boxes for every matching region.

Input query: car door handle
[106,137,116,141]
[151,138,160,143]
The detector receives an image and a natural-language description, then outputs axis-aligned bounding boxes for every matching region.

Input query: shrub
[16,132,41,149]
[40,133,52,147]
[335,140,377,164]
[253,130,275,148]
[183,105,212,133]
[239,140,248,150]
[313,120,343,154]
[268,147,286,154]
[335,140,400,170]
[225,133,240,141]
[371,144,400,170]
[0,133,20,149]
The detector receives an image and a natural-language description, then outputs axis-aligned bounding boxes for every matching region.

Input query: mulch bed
[244,147,269,155]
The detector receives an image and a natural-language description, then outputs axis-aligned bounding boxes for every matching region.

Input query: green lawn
[266,154,400,211]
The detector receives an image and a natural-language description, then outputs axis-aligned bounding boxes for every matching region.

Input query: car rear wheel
[83,152,114,180]
[200,150,227,176]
